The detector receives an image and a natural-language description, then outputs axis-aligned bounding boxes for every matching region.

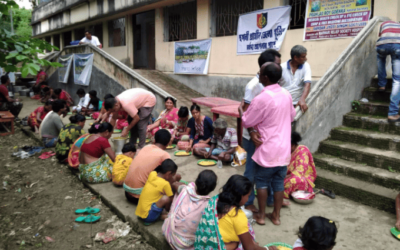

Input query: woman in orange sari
[283,132,317,199]
[146,97,179,143]
[28,101,52,133]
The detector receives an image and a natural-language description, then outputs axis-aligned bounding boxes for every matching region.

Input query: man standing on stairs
[104,88,156,149]
[280,45,312,113]
[376,21,400,122]
[239,49,283,214]
[79,30,102,48]
[240,62,296,226]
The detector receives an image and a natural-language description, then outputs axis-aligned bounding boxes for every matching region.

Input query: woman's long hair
[217,175,252,216]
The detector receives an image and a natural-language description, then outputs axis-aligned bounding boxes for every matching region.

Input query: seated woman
[39,100,66,148]
[283,132,317,200]
[194,118,238,164]
[31,69,48,99]
[147,97,178,142]
[40,87,53,103]
[195,175,276,250]
[55,114,86,163]
[186,104,213,153]
[81,90,100,116]
[162,170,217,250]
[53,88,74,107]
[78,122,115,183]
[93,93,113,121]
[173,106,192,150]
[28,100,52,133]
[293,216,337,250]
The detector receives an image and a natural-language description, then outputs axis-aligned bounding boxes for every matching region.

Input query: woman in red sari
[146,97,179,143]
[54,88,74,106]
[28,101,52,133]
[283,132,317,199]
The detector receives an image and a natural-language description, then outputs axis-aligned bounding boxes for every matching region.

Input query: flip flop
[75,207,101,214]
[378,87,386,92]
[320,189,335,199]
[75,215,101,223]
[388,117,400,123]
[38,151,56,160]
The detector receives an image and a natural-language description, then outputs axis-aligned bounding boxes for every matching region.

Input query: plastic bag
[231,146,247,167]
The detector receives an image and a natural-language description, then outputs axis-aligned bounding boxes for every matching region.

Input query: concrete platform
[13,96,400,250]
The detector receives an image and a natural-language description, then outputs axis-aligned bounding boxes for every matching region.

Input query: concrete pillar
[60,33,64,50]
[126,14,134,67]
[50,35,54,52]
[197,0,211,39]
[155,8,163,70]
[264,0,286,9]
[103,20,109,48]
[71,30,75,41]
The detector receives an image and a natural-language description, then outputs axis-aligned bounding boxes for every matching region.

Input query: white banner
[174,39,212,75]
[58,54,73,83]
[73,54,94,86]
[237,6,291,55]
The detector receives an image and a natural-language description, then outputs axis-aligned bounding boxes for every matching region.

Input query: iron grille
[164,1,197,42]
[289,0,307,30]
[108,17,126,47]
[213,0,263,37]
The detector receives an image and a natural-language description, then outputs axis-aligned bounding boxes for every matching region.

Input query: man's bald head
[259,62,282,86]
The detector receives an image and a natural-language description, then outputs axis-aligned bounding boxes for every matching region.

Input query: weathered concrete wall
[293,16,390,153]
[45,44,174,117]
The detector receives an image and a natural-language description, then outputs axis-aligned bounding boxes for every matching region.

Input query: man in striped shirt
[376,21,400,122]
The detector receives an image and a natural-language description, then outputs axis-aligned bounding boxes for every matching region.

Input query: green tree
[0,0,62,77]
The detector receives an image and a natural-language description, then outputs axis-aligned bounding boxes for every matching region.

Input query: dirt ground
[0,127,155,250]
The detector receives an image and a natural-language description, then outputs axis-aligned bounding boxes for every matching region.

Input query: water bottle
[217,160,223,169]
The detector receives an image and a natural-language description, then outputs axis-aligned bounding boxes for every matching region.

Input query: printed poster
[237,6,291,55]
[304,0,372,41]
[58,54,73,83]
[73,54,94,86]
[174,39,212,75]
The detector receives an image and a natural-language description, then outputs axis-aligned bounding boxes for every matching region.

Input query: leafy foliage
[0,0,62,77]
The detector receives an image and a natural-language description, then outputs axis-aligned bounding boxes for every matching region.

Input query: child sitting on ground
[135,159,180,224]
[112,143,136,186]
[293,216,338,250]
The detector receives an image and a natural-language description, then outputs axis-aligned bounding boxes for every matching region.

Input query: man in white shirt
[79,30,102,48]
[240,49,282,213]
[72,88,93,113]
[280,45,312,113]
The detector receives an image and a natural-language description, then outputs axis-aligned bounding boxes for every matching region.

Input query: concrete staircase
[314,77,400,214]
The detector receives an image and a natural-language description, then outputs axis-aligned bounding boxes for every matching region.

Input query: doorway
[133,10,155,69]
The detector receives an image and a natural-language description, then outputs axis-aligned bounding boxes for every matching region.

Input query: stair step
[343,113,400,134]
[314,153,400,190]
[319,140,400,172]
[363,87,391,102]
[331,126,400,151]
[371,77,392,89]
[355,101,389,117]
[315,168,397,214]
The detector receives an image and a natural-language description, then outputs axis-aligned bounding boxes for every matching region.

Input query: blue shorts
[205,148,234,161]
[143,203,163,223]
[254,165,287,192]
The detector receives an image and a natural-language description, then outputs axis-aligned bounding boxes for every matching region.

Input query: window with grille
[108,18,126,47]
[89,23,103,44]
[164,1,197,42]
[211,0,263,37]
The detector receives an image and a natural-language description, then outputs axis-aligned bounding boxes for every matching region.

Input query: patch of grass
[352,100,360,112]
[388,166,396,173]
[35,243,42,248]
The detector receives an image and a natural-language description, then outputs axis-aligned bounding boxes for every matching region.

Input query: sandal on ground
[75,207,101,214]
[75,215,101,223]
[388,117,400,123]
[320,189,335,199]
[378,87,386,92]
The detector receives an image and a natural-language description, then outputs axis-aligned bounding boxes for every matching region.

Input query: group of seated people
[25,85,333,249]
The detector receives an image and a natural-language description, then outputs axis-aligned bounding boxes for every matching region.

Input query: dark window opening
[164,1,197,42]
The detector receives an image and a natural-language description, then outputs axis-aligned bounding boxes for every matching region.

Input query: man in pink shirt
[240,62,296,226]
[104,88,156,148]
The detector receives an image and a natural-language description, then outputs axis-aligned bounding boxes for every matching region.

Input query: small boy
[135,159,179,224]
[112,143,136,186]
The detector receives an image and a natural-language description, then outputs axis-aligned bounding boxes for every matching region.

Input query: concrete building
[32,0,396,100]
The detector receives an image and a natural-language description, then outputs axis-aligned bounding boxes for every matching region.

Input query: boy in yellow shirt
[112,143,136,186]
[136,159,178,224]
